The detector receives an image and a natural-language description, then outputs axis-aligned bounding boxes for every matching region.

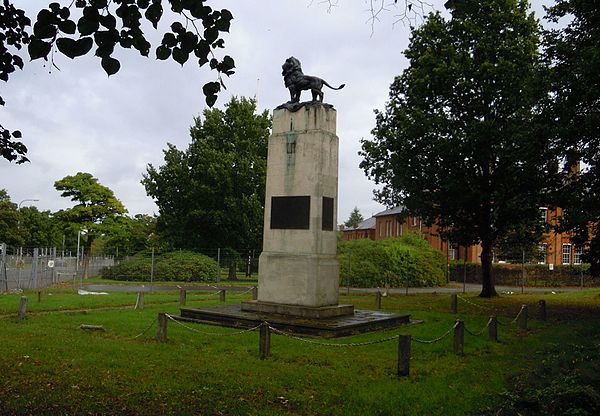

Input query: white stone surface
[257,105,340,308]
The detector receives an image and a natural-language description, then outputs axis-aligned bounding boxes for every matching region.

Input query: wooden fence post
[18,296,28,319]
[37,291,42,302]
[259,323,271,359]
[517,305,528,330]
[179,289,187,306]
[397,335,411,377]
[451,293,458,314]
[375,291,382,309]
[488,316,498,342]
[135,292,144,310]
[454,320,464,356]
[219,289,226,302]
[537,300,546,322]
[252,286,258,300]
[157,312,167,342]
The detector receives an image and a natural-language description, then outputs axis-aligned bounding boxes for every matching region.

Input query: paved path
[80,282,595,294]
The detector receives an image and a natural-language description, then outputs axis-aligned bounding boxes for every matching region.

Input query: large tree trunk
[228,260,238,280]
[479,238,497,297]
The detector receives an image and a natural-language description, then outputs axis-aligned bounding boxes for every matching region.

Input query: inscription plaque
[322,197,334,231]
[271,196,310,229]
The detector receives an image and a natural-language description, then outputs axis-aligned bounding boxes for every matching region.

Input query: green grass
[0,287,598,415]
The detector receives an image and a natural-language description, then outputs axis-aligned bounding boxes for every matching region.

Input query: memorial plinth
[241,104,352,318]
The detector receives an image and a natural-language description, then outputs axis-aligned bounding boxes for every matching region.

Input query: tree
[360,0,558,297]
[544,0,600,275]
[54,172,127,276]
[0,189,22,247]
[1,0,235,163]
[344,207,364,229]
[18,206,63,248]
[142,96,270,279]
[101,214,163,257]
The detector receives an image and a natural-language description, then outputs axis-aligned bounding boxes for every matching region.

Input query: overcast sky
[1,0,549,224]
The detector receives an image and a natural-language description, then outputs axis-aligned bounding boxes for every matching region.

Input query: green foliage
[0,1,235,163]
[54,172,127,256]
[360,0,555,297]
[338,233,447,287]
[0,189,21,246]
[544,1,600,276]
[344,206,365,229]
[101,250,218,282]
[142,96,271,252]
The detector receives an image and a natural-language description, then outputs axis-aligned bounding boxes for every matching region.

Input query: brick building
[343,205,583,266]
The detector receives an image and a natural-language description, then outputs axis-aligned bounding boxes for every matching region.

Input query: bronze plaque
[322,197,334,231]
[270,196,310,229]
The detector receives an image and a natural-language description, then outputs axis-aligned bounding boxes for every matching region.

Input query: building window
[562,244,571,265]
[574,246,583,264]
[540,207,548,224]
[448,243,458,261]
[539,243,547,264]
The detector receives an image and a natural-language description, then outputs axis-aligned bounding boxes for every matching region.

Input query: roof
[373,205,406,217]
[345,216,376,231]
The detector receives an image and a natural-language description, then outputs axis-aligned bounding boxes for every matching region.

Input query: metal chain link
[132,317,156,339]
[165,313,261,336]
[464,317,493,336]
[268,325,399,347]
[412,321,459,344]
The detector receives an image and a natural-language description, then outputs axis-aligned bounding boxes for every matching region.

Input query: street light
[18,199,39,209]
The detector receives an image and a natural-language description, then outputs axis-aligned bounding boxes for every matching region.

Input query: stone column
[242,104,352,318]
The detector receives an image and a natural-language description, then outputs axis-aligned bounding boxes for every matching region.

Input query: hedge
[449,262,596,287]
[101,251,219,282]
[338,233,447,288]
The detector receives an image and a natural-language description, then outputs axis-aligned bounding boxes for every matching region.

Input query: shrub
[101,251,219,282]
[338,233,447,288]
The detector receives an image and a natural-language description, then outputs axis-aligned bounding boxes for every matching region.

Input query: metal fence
[0,243,115,292]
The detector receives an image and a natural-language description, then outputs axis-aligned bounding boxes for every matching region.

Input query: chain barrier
[268,325,399,347]
[165,313,261,336]
[511,307,524,324]
[412,321,459,344]
[456,294,521,325]
[132,317,157,339]
[464,317,493,336]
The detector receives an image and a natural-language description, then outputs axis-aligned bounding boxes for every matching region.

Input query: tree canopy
[360,0,558,297]
[142,96,271,255]
[344,207,365,229]
[1,0,235,164]
[54,172,127,271]
[544,0,600,275]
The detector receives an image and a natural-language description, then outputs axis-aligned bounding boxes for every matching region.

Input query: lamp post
[16,199,39,290]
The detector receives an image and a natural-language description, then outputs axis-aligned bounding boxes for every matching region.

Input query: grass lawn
[0,287,598,415]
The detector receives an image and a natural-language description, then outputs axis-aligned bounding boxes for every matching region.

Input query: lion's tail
[323,81,345,90]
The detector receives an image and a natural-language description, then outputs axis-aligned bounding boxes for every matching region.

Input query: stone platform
[176,304,410,338]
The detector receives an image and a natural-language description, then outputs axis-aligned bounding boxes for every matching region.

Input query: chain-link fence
[0,243,114,292]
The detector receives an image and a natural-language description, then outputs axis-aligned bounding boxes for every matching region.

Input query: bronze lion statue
[282,57,345,103]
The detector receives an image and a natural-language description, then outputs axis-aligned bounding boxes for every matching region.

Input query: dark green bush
[101,251,219,282]
[338,233,447,287]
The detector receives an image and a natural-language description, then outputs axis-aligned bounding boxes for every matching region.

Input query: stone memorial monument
[179,57,408,336]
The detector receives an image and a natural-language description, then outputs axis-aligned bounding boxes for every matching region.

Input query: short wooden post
[375,291,382,309]
[135,292,144,310]
[451,293,458,314]
[488,316,498,342]
[259,323,271,359]
[537,299,546,321]
[18,296,28,319]
[252,286,258,300]
[397,334,411,377]
[179,289,186,306]
[517,305,528,330]
[219,289,226,302]
[454,319,464,356]
[37,291,42,302]
[156,312,167,342]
